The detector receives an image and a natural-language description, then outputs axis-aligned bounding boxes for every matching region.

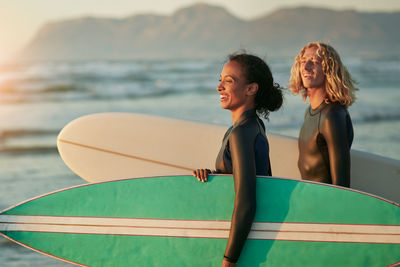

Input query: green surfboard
[1,175,399,266]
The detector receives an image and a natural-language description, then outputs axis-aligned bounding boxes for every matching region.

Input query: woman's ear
[247,83,258,96]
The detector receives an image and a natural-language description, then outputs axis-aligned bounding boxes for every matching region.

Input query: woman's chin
[221,105,230,110]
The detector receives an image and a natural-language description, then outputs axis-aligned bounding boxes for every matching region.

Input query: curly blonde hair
[289,42,358,107]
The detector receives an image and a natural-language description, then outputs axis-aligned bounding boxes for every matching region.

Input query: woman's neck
[307,87,327,109]
[231,106,254,124]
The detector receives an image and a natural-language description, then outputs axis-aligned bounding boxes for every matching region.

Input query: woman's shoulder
[319,102,350,130]
[230,118,261,141]
[321,102,349,118]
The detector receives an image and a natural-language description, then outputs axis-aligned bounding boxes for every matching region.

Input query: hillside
[19,3,400,60]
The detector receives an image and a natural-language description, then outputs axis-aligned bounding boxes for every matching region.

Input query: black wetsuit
[215,109,271,263]
[298,102,353,187]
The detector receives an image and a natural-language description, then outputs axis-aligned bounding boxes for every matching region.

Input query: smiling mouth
[220,95,228,101]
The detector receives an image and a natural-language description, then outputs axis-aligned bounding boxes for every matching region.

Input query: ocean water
[0,57,399,266]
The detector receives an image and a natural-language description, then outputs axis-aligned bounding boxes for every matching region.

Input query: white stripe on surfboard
[1,215,399,234]
[1,215,399,244]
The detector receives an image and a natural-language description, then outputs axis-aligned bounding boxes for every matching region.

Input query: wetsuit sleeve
[224,127,257,263]
[320,111,351,187]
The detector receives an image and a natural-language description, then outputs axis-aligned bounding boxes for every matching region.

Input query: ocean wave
[91,87,192,100]
[70,72,152,83]
[0,78,86,94]
[42,84,84,93]
[0,128,58,154]
[0,129,59,140]
[358,113,400,123]
[0,146,57,154]
[120,72,153,82]
[0,81,214,103]
[359,58,400,72]
[0,238,17,248]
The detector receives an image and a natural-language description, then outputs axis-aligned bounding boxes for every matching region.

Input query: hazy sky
[1,0,399,62]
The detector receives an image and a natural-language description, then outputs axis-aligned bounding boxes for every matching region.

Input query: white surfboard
[57,112,400,203]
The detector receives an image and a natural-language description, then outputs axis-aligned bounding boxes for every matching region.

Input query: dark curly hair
[228,53,284,119]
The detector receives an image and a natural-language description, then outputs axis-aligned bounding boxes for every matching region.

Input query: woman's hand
[221,259,236,267]
[192,169,213,182]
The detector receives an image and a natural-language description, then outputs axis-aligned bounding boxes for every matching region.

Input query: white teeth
[220,95,227,100]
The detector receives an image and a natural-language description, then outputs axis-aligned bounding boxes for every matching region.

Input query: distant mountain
[19,3,400,61]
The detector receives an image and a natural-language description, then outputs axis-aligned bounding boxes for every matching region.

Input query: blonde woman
[289,42,358,187]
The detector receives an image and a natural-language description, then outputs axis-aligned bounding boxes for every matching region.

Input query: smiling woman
[217,60,255,119]
[289,42,358,187]
[193,53,284,266]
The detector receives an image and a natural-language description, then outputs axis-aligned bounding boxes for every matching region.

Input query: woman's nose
[216,81,223,91]
[304,60,313,71]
